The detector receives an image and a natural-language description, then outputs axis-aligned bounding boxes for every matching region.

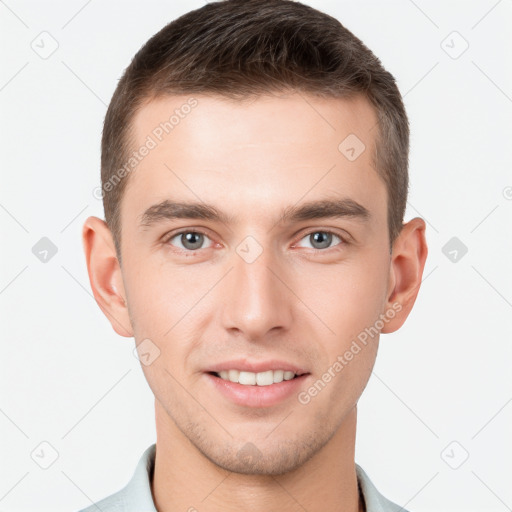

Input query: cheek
[302,255,388,342]
[124,260,194,335]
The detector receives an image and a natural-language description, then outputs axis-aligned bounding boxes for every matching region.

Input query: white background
[1,1,511,511]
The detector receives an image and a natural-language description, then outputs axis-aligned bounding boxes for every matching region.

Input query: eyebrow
[138,197,371,229]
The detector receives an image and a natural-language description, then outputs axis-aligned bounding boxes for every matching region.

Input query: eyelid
[162,227,212,240]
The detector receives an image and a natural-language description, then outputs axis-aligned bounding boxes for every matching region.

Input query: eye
[164,230,214,251]
[296,230,346,251]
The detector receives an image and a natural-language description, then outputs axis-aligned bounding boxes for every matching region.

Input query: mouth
[204,369,311,408]
[207,369,304,386]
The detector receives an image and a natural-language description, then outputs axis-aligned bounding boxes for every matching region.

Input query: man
[80,0,428,510]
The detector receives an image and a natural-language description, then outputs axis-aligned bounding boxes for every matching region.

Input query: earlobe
[81,216,134,338]
[380,217,428,334]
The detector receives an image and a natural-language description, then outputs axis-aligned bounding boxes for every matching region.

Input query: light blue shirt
[77,444,410,512]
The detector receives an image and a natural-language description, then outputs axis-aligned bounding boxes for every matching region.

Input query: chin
[199,435,325,476]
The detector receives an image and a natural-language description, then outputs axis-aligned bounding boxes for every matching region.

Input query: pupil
[312,232,331,249]
[183,232,203,250]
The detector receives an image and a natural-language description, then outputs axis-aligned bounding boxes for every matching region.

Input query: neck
[151,402,364,512]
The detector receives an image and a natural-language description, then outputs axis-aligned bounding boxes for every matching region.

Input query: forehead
[121,92,386,231]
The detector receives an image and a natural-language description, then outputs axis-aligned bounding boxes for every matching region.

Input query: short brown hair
[101,0,409,265]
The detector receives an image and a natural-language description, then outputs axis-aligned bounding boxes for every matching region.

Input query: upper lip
[206,359,309,376]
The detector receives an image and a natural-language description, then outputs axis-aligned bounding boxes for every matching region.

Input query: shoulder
[76,491,125,512]
[356,463,411,512]
[74,444,157,512]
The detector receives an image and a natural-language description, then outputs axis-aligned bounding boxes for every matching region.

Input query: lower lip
[205,372,310,408]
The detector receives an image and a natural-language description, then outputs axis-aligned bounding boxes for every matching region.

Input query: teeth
[215,369,298,386]
[272,370,284,383]
[239,371,256,385]
[256,370,274,386]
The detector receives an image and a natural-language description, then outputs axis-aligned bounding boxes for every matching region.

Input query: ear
[81,216,134,337]
[381,217,428,334]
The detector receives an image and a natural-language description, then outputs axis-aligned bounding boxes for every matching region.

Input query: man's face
[119,92,392,474]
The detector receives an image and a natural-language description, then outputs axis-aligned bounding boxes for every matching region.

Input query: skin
[82,92,428,512]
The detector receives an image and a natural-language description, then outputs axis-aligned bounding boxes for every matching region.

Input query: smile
[213,369,298,386]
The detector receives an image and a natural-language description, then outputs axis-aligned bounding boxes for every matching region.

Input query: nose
[220,241,293,342]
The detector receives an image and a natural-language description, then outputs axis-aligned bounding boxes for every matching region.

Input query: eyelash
[162,228,348,254]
